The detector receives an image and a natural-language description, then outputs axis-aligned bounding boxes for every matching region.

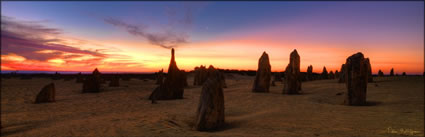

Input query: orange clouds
[1,16,423,74]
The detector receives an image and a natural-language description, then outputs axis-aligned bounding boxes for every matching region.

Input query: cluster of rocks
[193,65,227,88]
[302,65,340,81]
[27,46,410,133]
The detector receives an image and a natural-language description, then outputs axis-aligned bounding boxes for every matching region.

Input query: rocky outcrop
[306,65,313,81]
[283,49,302,94]
[149,48,185,100]
[390,68,394,76]
[321,67,328,79]
[194,67,225,131]
[35,83,56,104]
[82,68,102,93]
[344,52,368,106]
[252,52,271,93]
[329,71,335,79]
[378,70,384,77]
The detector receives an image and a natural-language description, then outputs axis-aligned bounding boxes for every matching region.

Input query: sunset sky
[1,1,424,74]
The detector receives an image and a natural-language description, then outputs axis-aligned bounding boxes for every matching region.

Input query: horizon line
[1,70,423,75]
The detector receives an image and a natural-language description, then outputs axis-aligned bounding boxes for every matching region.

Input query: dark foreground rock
[283,49,302,94]
[252,52,271,93]
[194,68,225,131]
[344,52,368,106]
[35,83,55,104]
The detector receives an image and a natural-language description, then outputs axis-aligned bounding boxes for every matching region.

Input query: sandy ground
[1,74,424,137]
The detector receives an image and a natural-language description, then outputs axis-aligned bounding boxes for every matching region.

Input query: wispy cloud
[103,4,198,49]
[1,15,144,71]
[1,16,106,61]
[104,18,189,49]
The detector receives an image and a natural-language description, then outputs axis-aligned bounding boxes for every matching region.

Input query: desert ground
[1,74,424,137]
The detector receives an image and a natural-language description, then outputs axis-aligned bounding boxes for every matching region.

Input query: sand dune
[1,75,423,137]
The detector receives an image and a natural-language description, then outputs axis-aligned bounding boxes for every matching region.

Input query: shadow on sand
[352,101,382,106]
[1,121,44,136]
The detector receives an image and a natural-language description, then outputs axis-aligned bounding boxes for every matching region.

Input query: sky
[1,1,424,74]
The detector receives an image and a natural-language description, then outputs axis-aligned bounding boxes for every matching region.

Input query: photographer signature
[386,127,423,136]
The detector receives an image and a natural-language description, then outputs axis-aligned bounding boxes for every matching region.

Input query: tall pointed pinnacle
[283,49,301,94]
[168,48,179,73]
[253,51,271,93]
[261,51,269,60]
[172,48,175,59]
[292,49,298,55]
